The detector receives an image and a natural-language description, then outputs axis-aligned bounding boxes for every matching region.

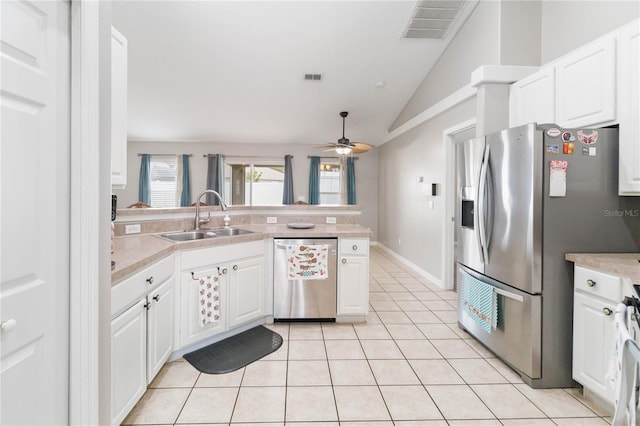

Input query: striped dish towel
[461,271,498,334]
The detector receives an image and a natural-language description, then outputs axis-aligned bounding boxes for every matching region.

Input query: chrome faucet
[194,190,230,230]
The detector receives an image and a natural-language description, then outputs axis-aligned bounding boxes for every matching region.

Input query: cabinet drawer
[112,254,174,317]
[181,240,264,271]
[574,265,622,302]
[339,238,369,256]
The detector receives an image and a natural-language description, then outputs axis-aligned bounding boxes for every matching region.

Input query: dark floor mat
[183,325,283,374]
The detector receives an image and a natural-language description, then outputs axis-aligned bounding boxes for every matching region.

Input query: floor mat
[183,325,283,374]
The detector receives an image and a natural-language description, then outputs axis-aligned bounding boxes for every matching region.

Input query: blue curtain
[138,154,151,205]
[282,155,294,204]
[308,156,320,205]
[206,154,224,205]
[180,154,191,207]
[347,157,356,205]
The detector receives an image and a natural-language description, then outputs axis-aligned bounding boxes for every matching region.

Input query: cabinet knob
[352,245,358,251]
[587,279,596,287]
[146,276,154,285]
[342,258,347,264]
[144,302,151,311]
[603,307,613,316]
[222,268,228,275]
[152,294,160,302]
[1,318,17,332]
[233,265,238,271]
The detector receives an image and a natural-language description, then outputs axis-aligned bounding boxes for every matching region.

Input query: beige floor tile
[324,339,365,359]
[376,277,400,285]
[354,323,392,339]
[396,340,443,359]
[176,387,238,424]
[433,310,458,323]
[369,283,385,292]
[438,291,457,300]
[321,323,357,339]
[446,421,502,426]
[261,340,288,361]
[365,312,383,324]
[514,384,598,418]
[342,422,394,426]
[551,418,610,425]
[417,323,459,340]
[388,291,418,301]
[241,360,287,386]
[394,421,447,426]
[397,277,420,285]
[376,311,412,324]
[370,300,402,312]
[360,339,404,359]
[410,359,464,385]
[413,291,444,301]
[447,324,474,339]
[386,323,427,339]
[464,338,495,358]
[563,388,612,417]
[264,323,289,340]
[448,358,508,384]
[370,292,393,301]
[287,360,331,386]
[329,359,376,385]
[122,388,190,425]
[285,386,338,422]
[369,359,420,385]
[430,339,481,359]
[405,310,444,324]
[471,384,546,418]
[500,420,556,425]
[289,323,323,340]
[402,284,432,292]
[333,386,391,421]
[231,386,285,423]
[425,384,495,420]
[195,368,244,387]
[288,340,326,360]
[149,360,200,388]
[381,284,406,292]
[422,300,456,311]
[397,300,428,311]
[485,358,525,384]
[380,385,442,421]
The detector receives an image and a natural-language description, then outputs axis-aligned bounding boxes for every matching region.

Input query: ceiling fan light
[335,146,352,155]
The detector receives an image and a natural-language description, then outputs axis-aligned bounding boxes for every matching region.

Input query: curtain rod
[203,154,292,159]
[137,153,193,157]
[307,155,359,160]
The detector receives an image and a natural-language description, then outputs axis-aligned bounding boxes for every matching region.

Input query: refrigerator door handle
[477,145,490,264]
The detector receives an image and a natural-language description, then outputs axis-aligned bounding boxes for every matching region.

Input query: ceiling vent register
[402,0,467,39]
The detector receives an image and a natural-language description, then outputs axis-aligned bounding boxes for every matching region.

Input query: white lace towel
[285,244,329,280]
[199,274,220,327]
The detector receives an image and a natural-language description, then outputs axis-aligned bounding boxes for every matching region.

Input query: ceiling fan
[316,111,374,155]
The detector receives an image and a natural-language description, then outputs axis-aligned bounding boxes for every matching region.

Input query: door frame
[69,1,110,424]
[441,118,476,290]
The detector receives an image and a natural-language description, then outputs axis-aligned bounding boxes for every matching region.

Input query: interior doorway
[441,119,476,291]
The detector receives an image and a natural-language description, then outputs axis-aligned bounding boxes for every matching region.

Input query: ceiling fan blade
[350,142,375,154]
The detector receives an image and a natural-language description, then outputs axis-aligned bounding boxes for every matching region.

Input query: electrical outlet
[326,216,337,224]
[266,216,277,224]
[428,201,434,209]
[125,224,141,234]
[398,238,401,246]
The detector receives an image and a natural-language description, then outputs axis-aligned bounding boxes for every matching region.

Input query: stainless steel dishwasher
[273,238,337,320]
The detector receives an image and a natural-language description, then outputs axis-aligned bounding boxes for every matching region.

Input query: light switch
[428,201,434,209]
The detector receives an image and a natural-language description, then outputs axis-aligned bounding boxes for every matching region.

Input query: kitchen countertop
[112,224,372,284]
[565,253,640,284]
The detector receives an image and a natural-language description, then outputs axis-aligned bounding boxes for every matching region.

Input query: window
[224,161,285,206]
[319,161,341,205]
[149,155,178,208]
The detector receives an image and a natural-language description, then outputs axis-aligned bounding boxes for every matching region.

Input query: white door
[1,1,70,424]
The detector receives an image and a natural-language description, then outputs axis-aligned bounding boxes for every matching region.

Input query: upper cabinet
[555,37,616,128]
[617,23,640,195]
[509,67,555,127]
[111,27,128,189]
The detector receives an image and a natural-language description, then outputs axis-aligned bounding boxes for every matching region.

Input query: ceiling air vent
[304,73,323,81]
[402,0,467,39]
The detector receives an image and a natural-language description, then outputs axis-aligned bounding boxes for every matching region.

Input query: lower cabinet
[337,238,370,315]
[572,265,622,406]
[228,256,265,328]
[146,279,174,382]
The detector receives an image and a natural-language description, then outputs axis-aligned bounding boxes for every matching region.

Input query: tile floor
[123,246,612,425]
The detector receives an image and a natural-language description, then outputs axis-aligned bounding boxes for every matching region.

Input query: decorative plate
[286,222,315,229]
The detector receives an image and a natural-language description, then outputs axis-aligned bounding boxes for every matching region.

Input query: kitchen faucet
[194,190,230,230]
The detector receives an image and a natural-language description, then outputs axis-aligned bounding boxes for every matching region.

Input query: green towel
[462,272,498,334]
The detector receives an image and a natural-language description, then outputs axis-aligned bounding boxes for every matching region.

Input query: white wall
[114,141,379,239]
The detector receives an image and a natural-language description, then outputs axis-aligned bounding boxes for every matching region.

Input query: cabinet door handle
[222,268,228,275]
[587,279,596,287]
[152,294,160,302]
[603,307,613,316]
[146,276,154,285]
[1,318,17,332]
[233,265,238,271]
[341,258,347,264]
[352,245,358,251]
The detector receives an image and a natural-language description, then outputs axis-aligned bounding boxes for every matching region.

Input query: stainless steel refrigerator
[455,123,640,388]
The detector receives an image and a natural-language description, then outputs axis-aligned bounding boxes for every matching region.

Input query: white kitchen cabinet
[146,278,174,383]
[111,299,146,426]
[337,238,370,315]
[617,22,640,195]
[111,26,127,189]
[556,37,616,128]
[572,265,622,406]
[509,67,555,127]
[228,255,266,328]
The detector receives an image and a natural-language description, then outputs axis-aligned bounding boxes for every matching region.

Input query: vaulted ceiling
[112,1,474,147]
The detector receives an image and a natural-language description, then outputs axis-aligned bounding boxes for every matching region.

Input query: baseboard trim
[374,243,444,289]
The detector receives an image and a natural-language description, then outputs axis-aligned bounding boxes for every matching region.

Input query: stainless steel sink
[210,227,254,237]
[159,230,219,242]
